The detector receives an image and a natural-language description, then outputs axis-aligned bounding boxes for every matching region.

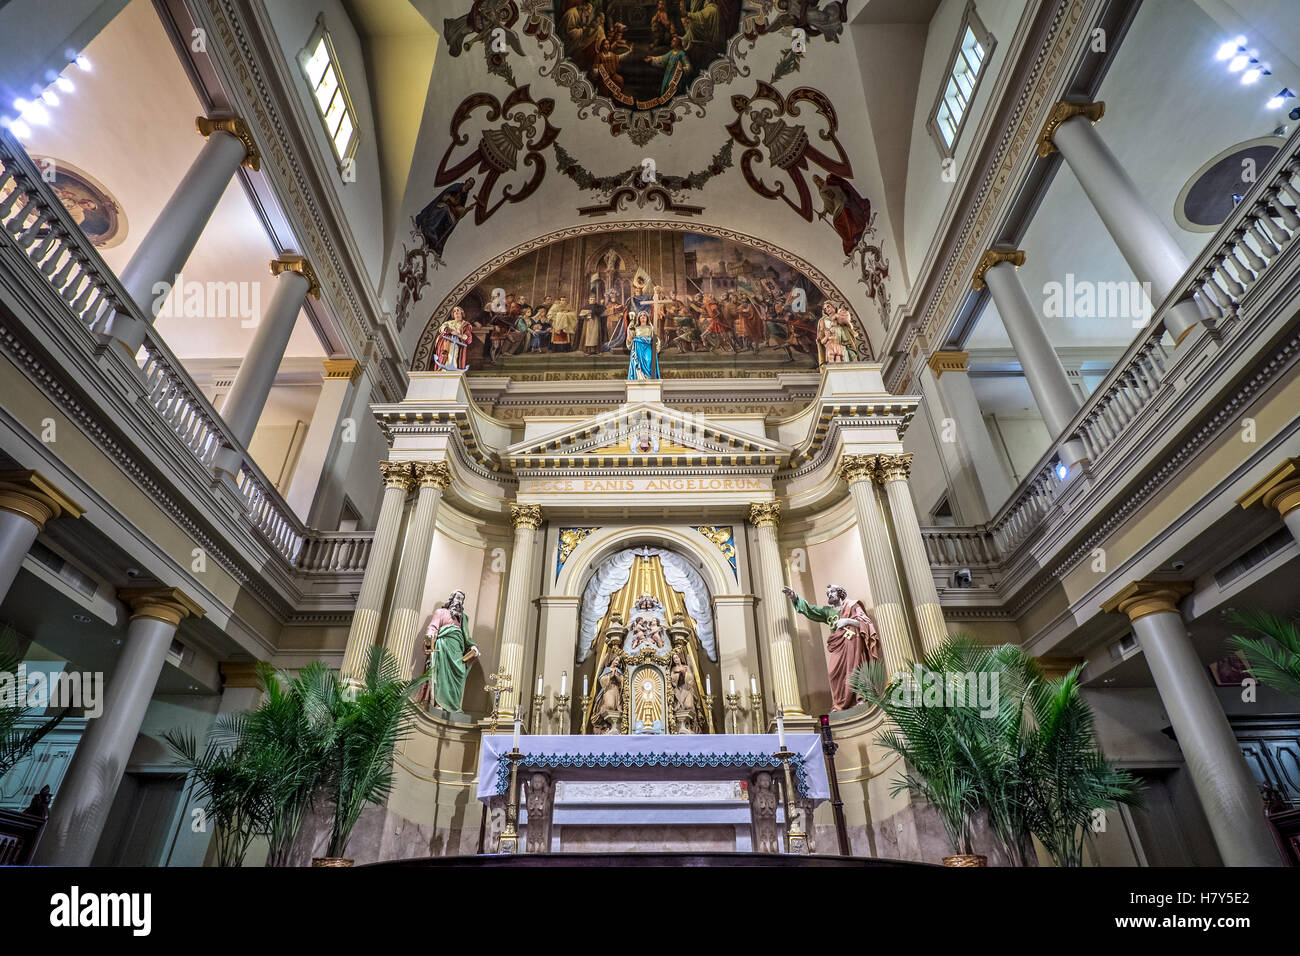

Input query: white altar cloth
[475,733,829,801]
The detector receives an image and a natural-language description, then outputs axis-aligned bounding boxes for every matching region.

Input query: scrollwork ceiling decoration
[554,141,734,218]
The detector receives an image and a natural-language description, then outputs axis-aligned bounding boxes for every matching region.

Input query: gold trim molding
[1237,457,1300,518]
[971,248,1026,291]
[195,114,261,171]
[0,469,85,530]
[323,359,361,382]
[1036,100,1105,157]
[118,586,206,628]
[927,350,969,378]
[510,503,544,530]
[270,254,322,299]
[1100,580,1193,624]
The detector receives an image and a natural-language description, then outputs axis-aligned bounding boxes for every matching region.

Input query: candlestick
[777,715,786,748]
[530,689,545,736]
[553,692,571,735]
[706,675,711,696]
[724,690,742,735]
[512,717,520,750]
[728,674,736,695]
[774,743,809,856]
[579,692,591,734]
[703,692,716,734]
[498,746,524,855]
[749,689,764,735]
[536,675,544,696]
[750,675,758,696]
[560,671,567,696]
[583,674,589,698]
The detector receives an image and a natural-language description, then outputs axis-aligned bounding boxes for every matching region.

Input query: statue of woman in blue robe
[627,311,660,380]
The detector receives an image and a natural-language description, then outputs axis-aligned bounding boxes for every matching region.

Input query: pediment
[505,402,788,470]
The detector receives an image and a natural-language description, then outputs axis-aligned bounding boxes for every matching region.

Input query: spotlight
[1266,88,1295,110]
[55,76,74,93]
[74,54,92,71]
[1216,36,1246,61]
[12,121,31,139]
[1291,106,1300,121]
[1241,60,1270,85]
[1228,52,1251,72]
[41,90,59,106]
[1055,463,1068,480]
[18,99,50,125]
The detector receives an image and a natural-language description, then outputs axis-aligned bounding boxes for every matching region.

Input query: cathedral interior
[1,0,1299,882]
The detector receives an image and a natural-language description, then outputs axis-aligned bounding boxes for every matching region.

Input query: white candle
[729,675,736,695]
[706,676,712,696]
[583,674,589,697]
[750,675,758,696]
[560,671,567,696]
[777,715,786,748]
[512,718,521,750]
[536,676,543,696]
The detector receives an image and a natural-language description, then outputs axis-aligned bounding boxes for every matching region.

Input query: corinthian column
[1102,581,1281,866]
[496,503,544,721]
[876,453,948,655]
[1039,101,1203,344]
[1237,457,1300,543]
[839,456,915,674]
[341,462,413,681]
[383,462,452,679]
[0,470,83,603]
[747,502,809,722]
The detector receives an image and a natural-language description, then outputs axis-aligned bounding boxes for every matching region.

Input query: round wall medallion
[1174,137,1282,233]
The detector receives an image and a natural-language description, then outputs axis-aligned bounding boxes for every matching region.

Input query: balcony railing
[929,127,1300,566]
[0,130,319,566]
[295,531,373,572]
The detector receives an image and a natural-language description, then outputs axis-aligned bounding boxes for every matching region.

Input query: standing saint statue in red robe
[782,583,879,711]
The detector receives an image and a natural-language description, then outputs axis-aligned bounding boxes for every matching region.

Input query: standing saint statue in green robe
[426,589,479,713]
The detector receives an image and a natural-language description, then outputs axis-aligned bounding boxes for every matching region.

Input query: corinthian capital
[875,453,913,483]
[378,461,414,490]
[510,503,543,530]
[747,501,781,528]
[838,455,877,485]
[971,248,1026,291]
[413,461,452,490]
[1036,100,1105,158]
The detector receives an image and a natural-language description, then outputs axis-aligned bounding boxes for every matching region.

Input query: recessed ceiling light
[71,613,92,623]
[74,55,91,72]
[1216,37,1246,62]
[55,76,74,93]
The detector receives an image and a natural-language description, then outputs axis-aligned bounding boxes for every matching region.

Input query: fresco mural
[412,227,870,376]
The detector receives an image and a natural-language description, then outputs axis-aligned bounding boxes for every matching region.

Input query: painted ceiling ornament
[523,0,775,144]
[443,0,526,86]
[434,85,562,227]
[813,174,892,328]
[554,141,732,217]
[726,81,853,223]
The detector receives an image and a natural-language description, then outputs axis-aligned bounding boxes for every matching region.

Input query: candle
[750,675,758,696]
[777,715,786,748]
[560,671,567,696]
[536,676,543,696]
[512,718,520,750]
[729,675,736,695]
[706,676,711,696]
[583,674,589,697]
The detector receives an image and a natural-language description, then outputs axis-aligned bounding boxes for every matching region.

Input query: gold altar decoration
[580,554,713,735]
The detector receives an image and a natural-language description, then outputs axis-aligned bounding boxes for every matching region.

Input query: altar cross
[485,667,513,736]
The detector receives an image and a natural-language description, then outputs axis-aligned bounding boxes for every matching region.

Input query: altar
[477,734,830,854]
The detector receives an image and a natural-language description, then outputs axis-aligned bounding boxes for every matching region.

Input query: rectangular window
[298,17,359,168]
[927,3,996,158]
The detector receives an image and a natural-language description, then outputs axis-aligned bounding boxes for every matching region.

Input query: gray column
[877,454,948,656]
[341,463,414,681]
[1042,101,1203,344]
[220,257,318,446]
[925,352,1014,518]
[1236,457,1300,543]
[383,462,451,680]
[111,117,259,352]
[975,249,1088,472]
[839,458,916,675]
[1102,581,1281,866]
[747,502,809,722]
[36,587,204,866]
[0,470,83,602]
[496,504,544,721]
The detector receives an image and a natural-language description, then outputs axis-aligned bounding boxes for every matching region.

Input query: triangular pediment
[505,402,788,470]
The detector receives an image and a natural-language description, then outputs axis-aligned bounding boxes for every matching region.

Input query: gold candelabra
[530,691,545,736]
[775,746,809,855]
[552,692,572,735]
[749,690,764,734]
[724,692,742,734]
[498,747,524,854]
[578,692,591,734]
[703,692,716,734]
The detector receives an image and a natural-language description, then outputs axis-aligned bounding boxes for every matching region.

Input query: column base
[770,711,817,733]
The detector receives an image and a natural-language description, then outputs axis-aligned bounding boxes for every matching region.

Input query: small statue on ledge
[427,589,479,713]
[671,651,697,733]
[593,652,625,734]
[782,584,879,711]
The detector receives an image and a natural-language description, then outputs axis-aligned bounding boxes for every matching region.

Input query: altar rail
[0,130,311,565]
[952,126,1300,564]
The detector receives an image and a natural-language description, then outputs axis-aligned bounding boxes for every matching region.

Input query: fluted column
[876,453,948,655]
[383,462,452,679]
[0,470,84,602]
[974,249,1088,472]
[341,462,414,681]
[220,256,320,448]
[1039,101,1203,344]
[36,587,205,866]
[496,503,544,721]
[1237,457,1300,543]
[111,116,261,353]
[1102,581,1281,866]
[839,456,915,674]
[747,502,809,721]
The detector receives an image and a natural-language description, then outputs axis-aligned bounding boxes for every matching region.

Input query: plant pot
[941,854,987,867]
[311,857,355,867]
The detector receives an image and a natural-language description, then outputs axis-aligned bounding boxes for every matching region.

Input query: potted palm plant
[1227,609,1300,700]
[309,646,426,866]
[0,638,65,781]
